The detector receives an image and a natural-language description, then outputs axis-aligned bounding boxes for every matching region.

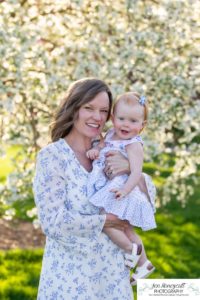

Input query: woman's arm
[104,213,129,231]
[33,149,106,244]
[33,147,128,247]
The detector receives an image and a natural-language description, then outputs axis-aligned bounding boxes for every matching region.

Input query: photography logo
[137,279,200,300]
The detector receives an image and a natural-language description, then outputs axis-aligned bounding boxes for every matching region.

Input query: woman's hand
[104,150,130,179]
[103,213,129,231]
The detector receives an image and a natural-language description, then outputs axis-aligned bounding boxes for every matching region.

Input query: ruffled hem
[89,199,156,231]
[88,174,157,231]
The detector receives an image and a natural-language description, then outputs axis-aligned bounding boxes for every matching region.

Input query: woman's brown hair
[50,78,113,142]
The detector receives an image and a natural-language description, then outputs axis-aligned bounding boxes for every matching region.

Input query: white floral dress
[87,129,157,231]
[33,138,133,300]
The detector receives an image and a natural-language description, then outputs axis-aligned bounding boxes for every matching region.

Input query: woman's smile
[86,123,100,129]
[86,123,100,128]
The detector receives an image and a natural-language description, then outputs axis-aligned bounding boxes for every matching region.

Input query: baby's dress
[87,128,157,231]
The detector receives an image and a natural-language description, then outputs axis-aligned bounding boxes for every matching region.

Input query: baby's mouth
[121,129,129,134]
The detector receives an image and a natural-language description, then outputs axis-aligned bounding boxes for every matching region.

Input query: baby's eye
[101,109,108,113]
[131,119,136,123]
[118,117,124,121]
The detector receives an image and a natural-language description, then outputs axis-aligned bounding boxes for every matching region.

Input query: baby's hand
[110,188,128,200]
[86,148,100,160]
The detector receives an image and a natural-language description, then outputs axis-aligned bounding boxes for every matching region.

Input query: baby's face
[112,101,145,140]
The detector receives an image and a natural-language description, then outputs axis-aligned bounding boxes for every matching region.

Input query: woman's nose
[93,110,101,120]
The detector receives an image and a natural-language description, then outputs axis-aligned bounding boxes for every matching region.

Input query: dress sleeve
[33,147,106,249]
[124,135,143,147]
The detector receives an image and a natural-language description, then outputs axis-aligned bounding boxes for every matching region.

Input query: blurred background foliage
[0,0,200,220]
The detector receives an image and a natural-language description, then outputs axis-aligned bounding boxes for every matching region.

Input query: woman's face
[73,91,110,139]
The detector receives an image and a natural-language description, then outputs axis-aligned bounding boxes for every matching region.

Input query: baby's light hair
[113,92,148,121]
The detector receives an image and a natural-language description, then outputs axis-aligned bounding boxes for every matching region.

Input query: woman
[33,78,134,300]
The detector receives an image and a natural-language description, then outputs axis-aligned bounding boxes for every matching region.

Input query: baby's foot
[124,243,142,269]
[130,260,155,286]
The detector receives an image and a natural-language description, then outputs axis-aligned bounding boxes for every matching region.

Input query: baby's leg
[124,225,148,266]
[104,226,133,254]
[127,226,155,285]
[101,210,134,253]
[125,226,155,284]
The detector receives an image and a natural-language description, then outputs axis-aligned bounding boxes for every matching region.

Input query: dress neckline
[60,138,91,174]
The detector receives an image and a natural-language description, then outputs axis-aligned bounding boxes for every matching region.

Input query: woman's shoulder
[36,139,73,173]
[38,139,67,158]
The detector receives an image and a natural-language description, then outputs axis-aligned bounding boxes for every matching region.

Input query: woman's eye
[101,110,108,113]
[85,106,92,110]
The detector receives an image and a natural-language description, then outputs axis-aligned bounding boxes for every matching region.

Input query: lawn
[0,249,42,300]
[0,149,200,299]
[0,194,199,300]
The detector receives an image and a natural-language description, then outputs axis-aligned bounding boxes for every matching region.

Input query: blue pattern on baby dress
[33,138,133,300]
[87,128,157,231]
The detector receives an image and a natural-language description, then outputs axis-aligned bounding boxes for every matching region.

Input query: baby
[87,92,157,285]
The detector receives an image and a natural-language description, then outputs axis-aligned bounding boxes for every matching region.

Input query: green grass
[0,249,43,300]
[0,196,199,300]
[132,189,200,298]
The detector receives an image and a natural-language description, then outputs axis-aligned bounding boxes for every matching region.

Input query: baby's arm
[86,137,105,160]
[111,142,144,199]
